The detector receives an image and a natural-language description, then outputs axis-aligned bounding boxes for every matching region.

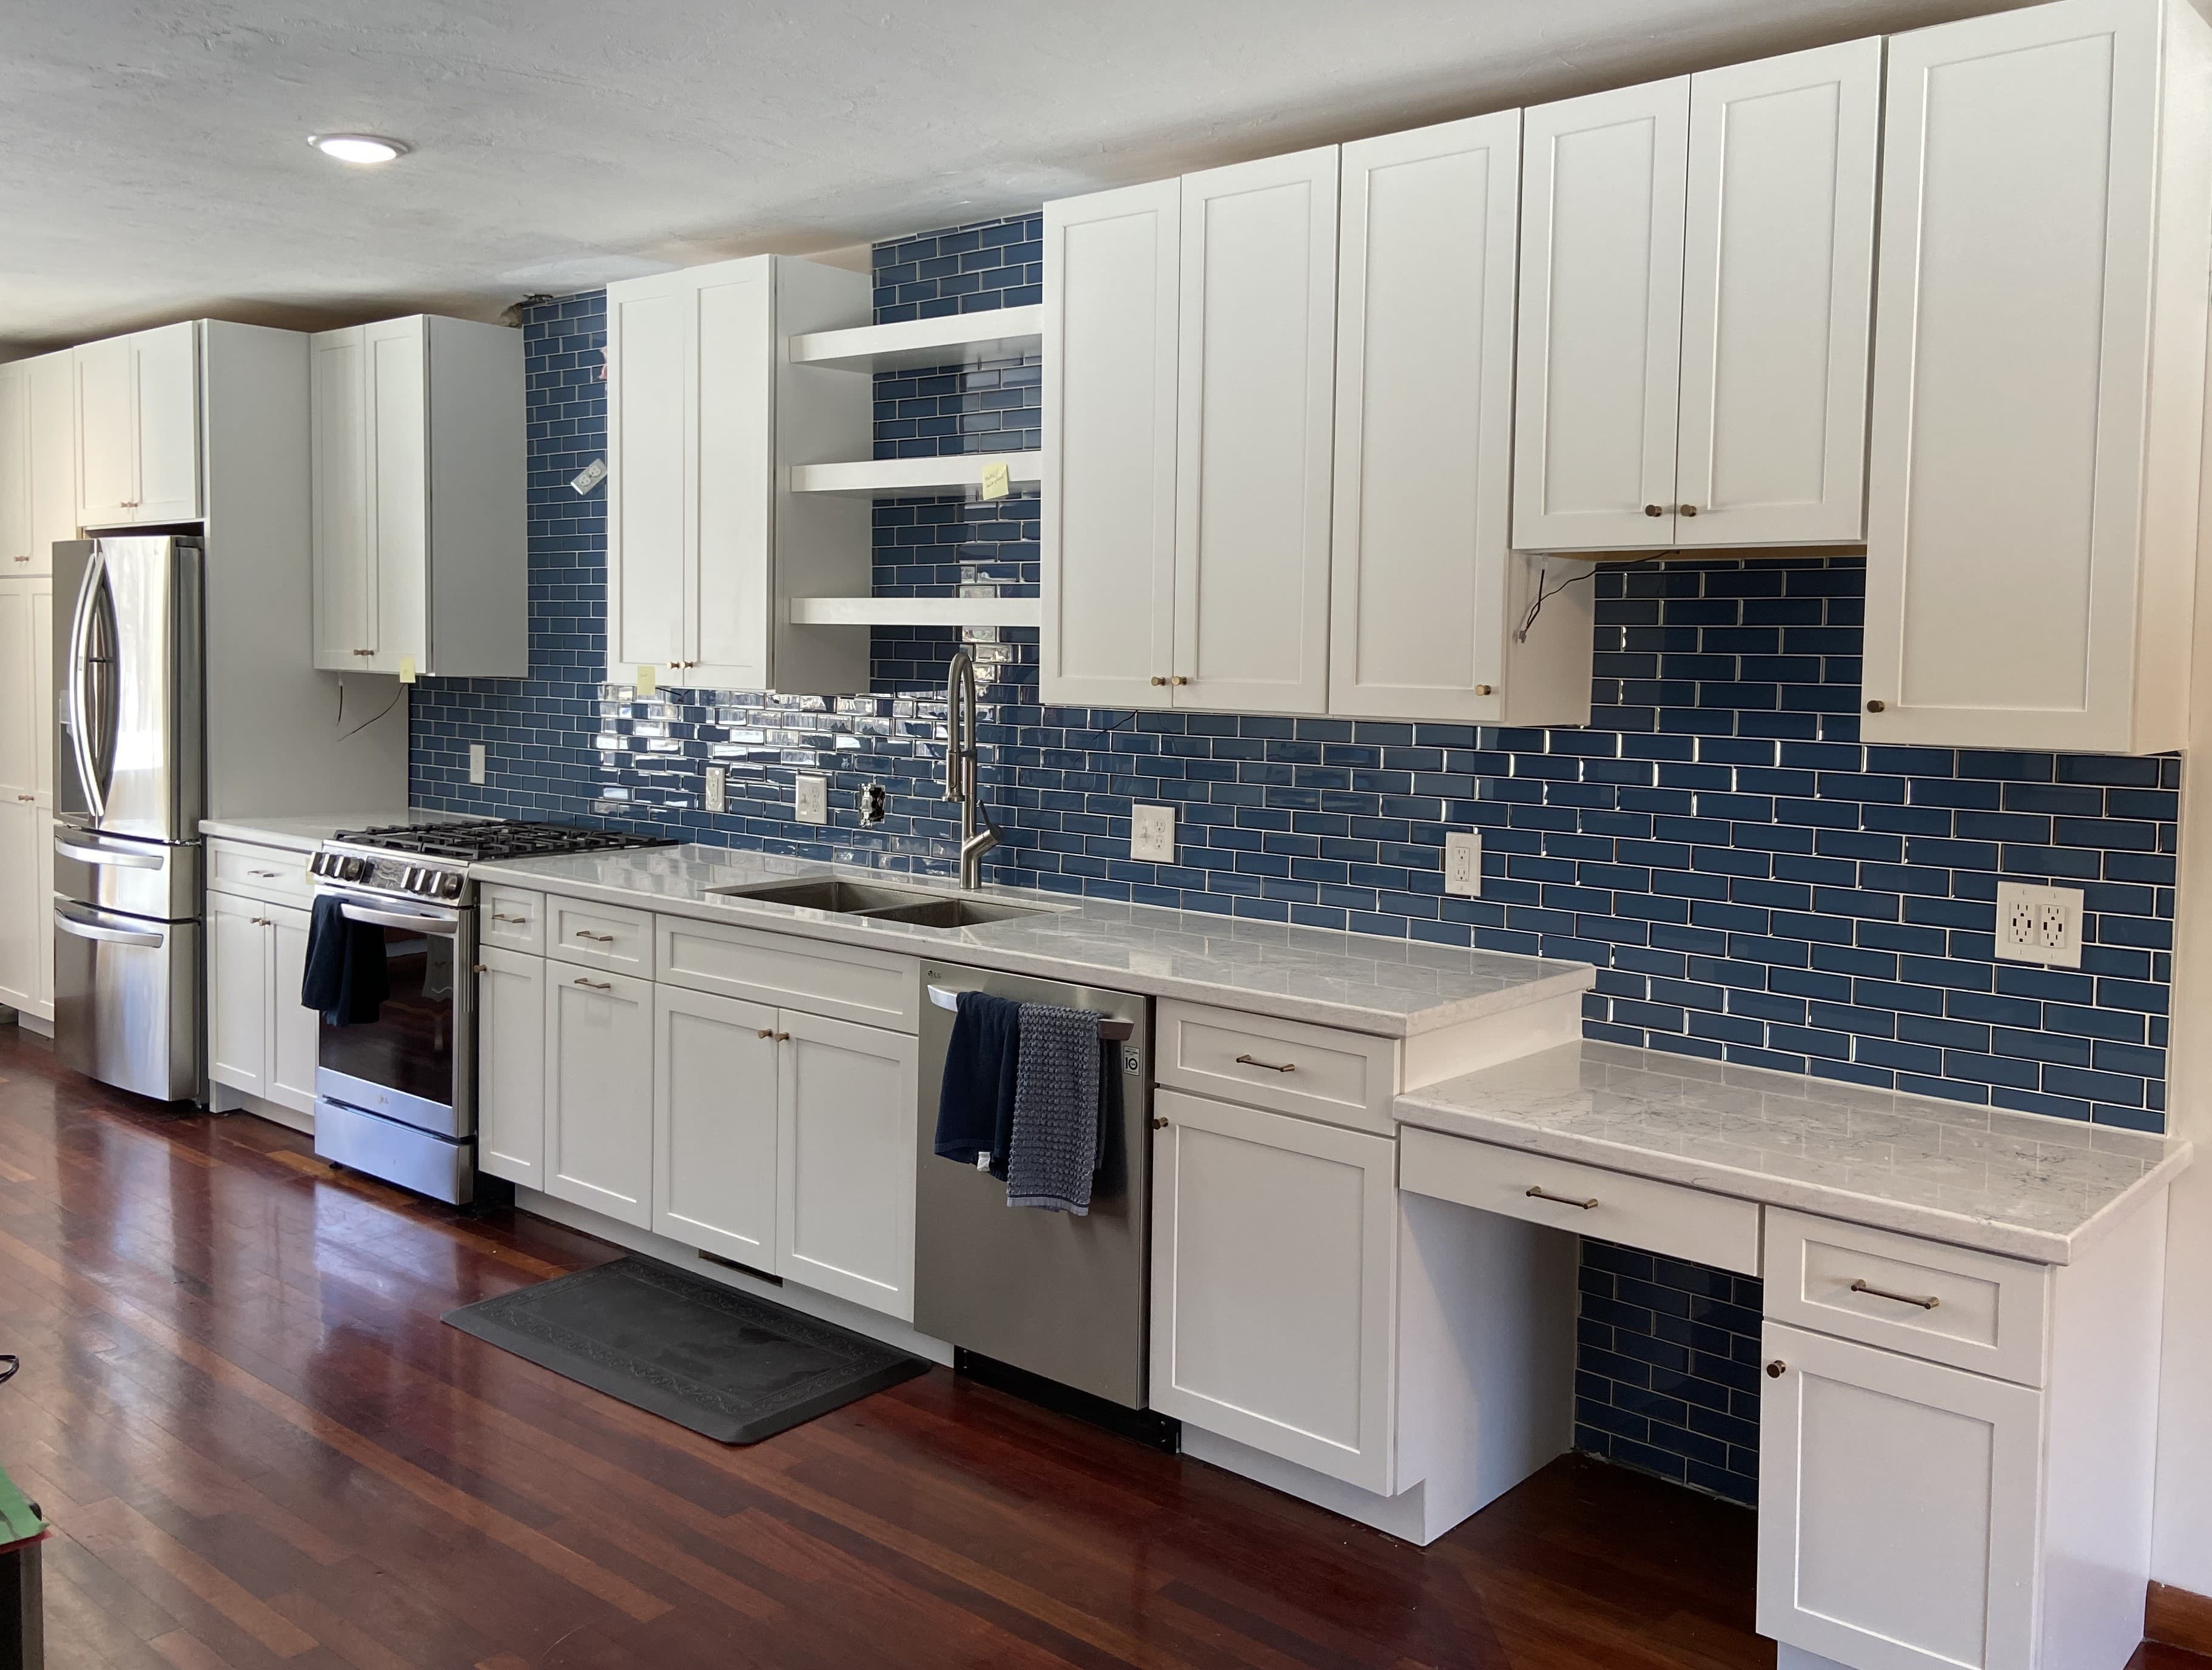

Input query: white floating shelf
[788,596,1043,628]
[789,305,1044,372]
[789,452,1043,498]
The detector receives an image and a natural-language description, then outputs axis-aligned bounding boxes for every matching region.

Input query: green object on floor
[0,1468,42,1547]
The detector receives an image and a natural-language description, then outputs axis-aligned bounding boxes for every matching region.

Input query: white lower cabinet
[1149,1087,1399,1492]
[1758,1320,2043,1670]
[0,800,44,1017]
[778,1008,919,1321]
[544,963,654,1228]
[476,945,547,1188]
[654,983,779,1268]
[207,889,318,1115]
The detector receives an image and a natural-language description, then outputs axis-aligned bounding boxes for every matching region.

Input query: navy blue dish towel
[934,991,1023,1178]
[300,894,391,1026]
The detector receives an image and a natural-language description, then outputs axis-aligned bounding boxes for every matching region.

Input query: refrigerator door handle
[54,829,166,869]
[64,547,111,822]
[54,901,167,948]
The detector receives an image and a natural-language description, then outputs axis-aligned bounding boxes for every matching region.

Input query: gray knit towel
[1005,1003,1103,1214]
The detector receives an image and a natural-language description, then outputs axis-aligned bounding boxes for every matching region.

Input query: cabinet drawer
[1763,1207,2049,1387]
[1157,1001,1397,1134]
[480,884,545,954]
[1399,1126,1761,1276]
[547,896,653,975]
[207,839,314,908]
[657,913,919,1032]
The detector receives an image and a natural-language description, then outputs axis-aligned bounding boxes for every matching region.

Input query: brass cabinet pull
[1644,504,1664,517]
[573,977,613,992]
[11,554,27,563]
[1766,1359,1787,1379]
[756,1028,776,1039]
[573,929,616,942]
[15,793,32,803]
[1234,1053,1296,1074]
[492,913,529,924]
[775,1031,792,1042]
[249,868,278,878]
[1851,1277,1940,1311]
[471,963,488,973]
[1525,1185,1599,1210]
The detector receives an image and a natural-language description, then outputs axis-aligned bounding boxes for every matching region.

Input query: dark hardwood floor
[0,1025,2197,1670]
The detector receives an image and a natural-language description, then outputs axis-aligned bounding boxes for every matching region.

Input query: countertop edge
[198,820,324,854]
[468,859,1594,1037]
[1391,1096,2194,1265]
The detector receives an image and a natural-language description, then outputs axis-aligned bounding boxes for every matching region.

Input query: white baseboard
[514,1187,956,1369]
[1180,1424,1437,1544]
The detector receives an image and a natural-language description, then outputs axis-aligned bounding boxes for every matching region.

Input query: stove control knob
[439,872,465,900]
[396,866,417,891]
[341,856,371,882]
[308,853,327,876]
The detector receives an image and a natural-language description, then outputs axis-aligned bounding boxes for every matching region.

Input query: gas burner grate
[332,820,675,863]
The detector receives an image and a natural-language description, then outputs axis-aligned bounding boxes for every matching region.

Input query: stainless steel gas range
[306,820,669,1205]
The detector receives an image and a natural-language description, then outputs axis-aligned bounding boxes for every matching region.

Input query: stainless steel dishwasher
[912,959,1152,1410]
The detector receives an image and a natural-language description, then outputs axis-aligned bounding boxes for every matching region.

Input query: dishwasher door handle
[925,982,1134,1042]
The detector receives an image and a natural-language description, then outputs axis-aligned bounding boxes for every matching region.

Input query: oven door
[313,892,476,1139]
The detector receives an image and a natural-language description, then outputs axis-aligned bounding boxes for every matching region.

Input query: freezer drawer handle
[338,901,460,937]
[1525,1185,1600,1211]
[54,831,164,869]
[1234,1053,1296,1074]
[1850,1278,1940,1311]
[923,982,1135,1041]
[53,903,165,948]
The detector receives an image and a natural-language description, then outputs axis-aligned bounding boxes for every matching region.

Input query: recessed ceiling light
[308,133,409,165]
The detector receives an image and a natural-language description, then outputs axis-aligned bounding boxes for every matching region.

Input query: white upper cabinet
[25,352,76,575]
[0,365,26,570]
[1041,178,1182,709]
[1330,113,1592,727]
[1174,148,1339,715]
[1514,41,1880,551]
[605,255,872,696]
[1514,78,1690,551]
[311,315,525,678]
[1675,39,1881,547]
[76,322,202,528]
[1862,0,2211,753]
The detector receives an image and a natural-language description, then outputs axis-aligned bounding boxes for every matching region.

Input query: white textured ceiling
[4,0,2009,353]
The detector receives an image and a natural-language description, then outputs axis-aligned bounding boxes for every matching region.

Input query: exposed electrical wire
[334,676,404,742]
[1514,561,1603,643]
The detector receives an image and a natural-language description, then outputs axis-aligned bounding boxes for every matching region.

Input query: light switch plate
[795,774,829,825]
[1445,830,1482,897]
[468,743,486,786]
[1131,803,1175,863]
[704,766,725,814]
[1995,880,2083,968]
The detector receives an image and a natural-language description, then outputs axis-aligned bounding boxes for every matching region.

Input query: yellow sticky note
[398,654,416,684]
[980,460,1010,501]
[636,663,657,696]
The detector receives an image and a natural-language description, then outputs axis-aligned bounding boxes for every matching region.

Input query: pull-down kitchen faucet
[944,649,1001,889]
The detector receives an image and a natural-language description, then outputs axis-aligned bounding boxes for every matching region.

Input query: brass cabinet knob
[1474,684,1494,696]
[1679,504,1699,517]
[1151,1116,1168,1130]
[1149,676,1168,686]
[1171,675,1191,685]
[1866,699,1887,713]
[1766,1360,1787,1379]
[1644,504,1664,517]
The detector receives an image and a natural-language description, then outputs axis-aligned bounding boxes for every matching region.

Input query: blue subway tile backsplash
[408,212,2181,1511]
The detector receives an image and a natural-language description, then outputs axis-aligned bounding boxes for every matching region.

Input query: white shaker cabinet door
[1863,0,2198,751]
[1330,112,1536,725]
[1514,78,1690,551]
[0,365,27,571]
[26,351,75,577]
[311,328,375,669]
[688,261,775,692]
[74,337,138,527]
[30,581,51,801]
[1173,147,1338,716]
[365,317,428,676]
[776,1008,918,1319]
[1041,178,1182,710]
[1675,39,1881,547]
[477,945,547,1188]
[1757,1321,2042,1670]
[206,892,269,1098]
[266,903,318,1115]
[0,581,35,795]
[131,322,202,525]
[653,983,779,1267]
[605,272,694,682]
[543,964,654,1228]
[33,810,52,1015]
[1149,1088,1399,1493]
[0,801,36,1017]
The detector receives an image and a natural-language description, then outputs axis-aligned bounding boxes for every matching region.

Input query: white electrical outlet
[795,774,829,825]
[704,766,725,814]
[1131,803,1176,863]
[468,743,486,786]
[1994,880,2084,968]
[1445,830,1482,897]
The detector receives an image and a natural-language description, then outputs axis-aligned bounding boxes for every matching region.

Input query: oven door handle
[338,902,461,937]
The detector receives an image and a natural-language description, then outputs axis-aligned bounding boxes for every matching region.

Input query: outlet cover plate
[1445,830,1482,897]
[1994,880,2083,968]
[1131,803,1175,863]
[468,742,486,786]
[795,774,829,825]
[704,766,725,814]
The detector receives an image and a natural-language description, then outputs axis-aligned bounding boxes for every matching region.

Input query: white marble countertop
[1395,1040,2191,1263]
[468,844,1595,1038]
[199,809,479,853]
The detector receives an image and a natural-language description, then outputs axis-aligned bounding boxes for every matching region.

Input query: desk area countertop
[1394,1039,2191,1264]
[467,844,1596,1038]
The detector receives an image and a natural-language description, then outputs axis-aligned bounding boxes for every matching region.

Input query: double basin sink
[708,876,1057,929]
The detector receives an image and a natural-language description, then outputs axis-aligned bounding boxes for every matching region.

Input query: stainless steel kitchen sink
[708,877,1055,926]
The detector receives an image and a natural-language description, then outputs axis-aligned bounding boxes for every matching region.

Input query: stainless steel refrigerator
[51,536,205,1102]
